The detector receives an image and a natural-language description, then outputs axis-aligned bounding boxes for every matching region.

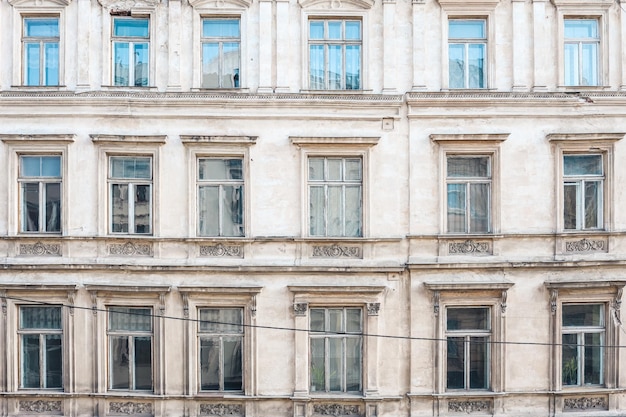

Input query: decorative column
[258,0,274,93]
[532,0,549,91]
[167,0,182,91]
[621,7,626,89]
[411,0,427,90]
[382,0,397,93]
[275,0,290,92]
[511,0,530,90]
[292,303,309,396]
[365,302,380,396]
[76,0,91,89]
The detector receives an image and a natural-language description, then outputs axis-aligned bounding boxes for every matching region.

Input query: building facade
[1,0,626,416]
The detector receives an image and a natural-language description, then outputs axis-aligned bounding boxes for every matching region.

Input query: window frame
[562,153,604,231]
[21,16,60,87]
[447,18,487,89]
[18,154,63,234]
[110,16,151,87]
[563,18,600,87]
[200,16,242,89]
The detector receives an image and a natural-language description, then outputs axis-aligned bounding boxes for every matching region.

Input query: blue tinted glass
[449,20,485,39]
[328,21,341,40]
[345,21,361,40]
[564,155,602,176]
[565,19,598,39]
[44,43,59,86]
[203,19,240,37]
[114,18,149,37]
[310,21,324,39]
[25,18,59,37]
[21,156,61,177]
[25,43,40,86]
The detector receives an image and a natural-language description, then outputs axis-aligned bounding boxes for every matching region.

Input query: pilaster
[258,0,274,93]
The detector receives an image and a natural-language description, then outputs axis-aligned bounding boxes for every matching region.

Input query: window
[563,154,603,230]
[564,19,599,86]
[108,156,152,234]
[202,18,240,88]
[446,307,490,390]
[309,307,362,393]
[23,17,59,86]
[446,156,491,233]
[197,158,244,237]
[108,307,153,391]
[19,306,63,389]
[448,19,486,89]
[308,19,361,90]
[198,308,243,391]
[112,17,149,87]
[19,155,61,233]
[562,304,604,386]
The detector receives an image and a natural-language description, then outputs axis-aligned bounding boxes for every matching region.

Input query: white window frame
[562,153,604,231]
[111,16,150,87]
[21,16,60,86]
[0,134,73,237]
[563,18,600,87]
[447,18,487,89]
[199,16,242,89]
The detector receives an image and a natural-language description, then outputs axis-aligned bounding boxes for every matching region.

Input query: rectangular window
[23,17,59,86]
[446,307,490,390]
[198,308,244,391]
[112,17,149,87]
[19,155,61,233]
[309,308,362,393]
[446,156,491,233]
[449,19,486,89]
[563,154,603,230]
[202,18,240,88]
[308,19,361,90]
[564,19,599,86]
[108,307,153,391]
[308,157,362,237]
[562,304,604,386]
[19,306,63,389]
[197,158,244,237]
[108,156,152,234]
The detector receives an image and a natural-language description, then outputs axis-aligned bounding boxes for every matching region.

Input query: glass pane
[45,334,62,388]
[25,43,41,86]
[200,338,220,390]
[114,18,149,37]
[327,186,343,236]
[448,157,490,177]
[309,21,324,40]
[449,43,465,89]
[565,20,598,39]
[203,19,240,38]
[468,43,485,88]
[134,184,151,234]
[345,186,362,237]
[310,309,325,332]
[110,336,130,389]
[133,43,149,87]
[469,183,490,233]
[21,306,62,329]
[42,156,61,177]
[581,43,598,86]
[309,45,325,89]
[328,309,343,333]
[447,183,466,233]
[345,337,361,391]
[223,43,240,88]
[564,155,602,176]
[199,159,242,180]
[134,337,152,390]
[584,332,603,384]
[22,335,41,388]
[328,338,343,391]
[21,156,42,177]
[327,159,342,181]
[25,18,59,37]
[111,184,129,233]
[346,309,362,333]
[113,42,130,86]
[563,304,603,327]
[328,45,342,90]
[222,185,244,237]
[45,183,61,232]
[22,183,40,232]
[308,158,324,181]
[109,308,152,331]
[562,333,578,386]
[563,183,578,230]
[469,337,488,389]
[309,186,325,236]
[449,20,485,39]
[310,338,325,391]
[223,338,243,390]
[346,45,360,90]
[44,42,59,86]
[345,159,362,181]
[564,43,578,86]
[198,186,219,236]
[202,43,219,88]
[447,308,490,330]
[584,181,600,229]
[328,21,342,40]
[345,21,361,40]
[446,337,464,389]
[199,308,243,333]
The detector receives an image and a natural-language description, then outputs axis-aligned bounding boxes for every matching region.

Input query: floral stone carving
[199,403,243,416]
[200,243,243,257]
[109,402,153,415]
[448,400,492,413]
[312,404,361,416]
[98,0,160,11]
[19,400,62,413]
[565,238,605,252]
[563,397,608,411]
[448,240,490,255]
[312,245,361,258]
[109,242,153,256]
[19,241,61,256]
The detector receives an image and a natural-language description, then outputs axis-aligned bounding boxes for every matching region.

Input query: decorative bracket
[251,295,257,318]
[612,287,623,325]
[91,291,98,315]
[294,302,308,316]
[67,291,76,316]
[550,289,558,315]
[1,291,6,317]
[433,291,440,316]
[182,293,189,319]
[159,293,166,316]
[367,302,380,316]
[501,290,508,315]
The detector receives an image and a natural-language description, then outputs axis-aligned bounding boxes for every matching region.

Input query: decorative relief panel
[294,302,308,316]
[108,242,153,257]
[109,402,153,415]
[563,396,608,411]
[97,0,159,11]
[448,240,491,255]
[199,403,243,416]
[200,243,243,258]
[19,241,61,256]
[19,400,62,413]
[564,238,607,253]
[312,244,361,258]
[312,404,362,417]
[448,400,492,413]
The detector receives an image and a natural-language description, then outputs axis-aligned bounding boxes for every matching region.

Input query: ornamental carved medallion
[565,238,606,253]
[199,403,243,416]
[448,240,490,255]
[109,402,153,415]
[312,404,362,417]
[109,242,153,256]
[19,400,62,413]
[312,244,361,258]
[98,0,160,11]
[563,397,608,411]
[448,400,492,413]
[19,241,61,256]
[199,243,243,257]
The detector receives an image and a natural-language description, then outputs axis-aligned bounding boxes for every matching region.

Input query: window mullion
[129,183,136,233]
[465,182,471,233]
[464,335,470,389]
[219,335,225,391]
[577,332,584,385]
[40,333,46,388]
[218,184,224,236]
[129,336,135,390]
[39,181,46,232]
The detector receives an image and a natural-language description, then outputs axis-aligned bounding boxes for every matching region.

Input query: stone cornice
[0,134,75,144]
[299,0,375,9]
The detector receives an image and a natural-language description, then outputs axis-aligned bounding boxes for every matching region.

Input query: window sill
[558,85,611,91]
[101,85,158,92]
[10,85,68,90]
[299,89,373,95]
[191,88,250,93]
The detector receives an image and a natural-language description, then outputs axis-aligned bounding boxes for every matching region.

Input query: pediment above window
[8,0,70,6]
[436,0,499,10]
[97,0,160,12]
[188,0,251,9]
[550,0,612,9]
[299,0,374,10]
